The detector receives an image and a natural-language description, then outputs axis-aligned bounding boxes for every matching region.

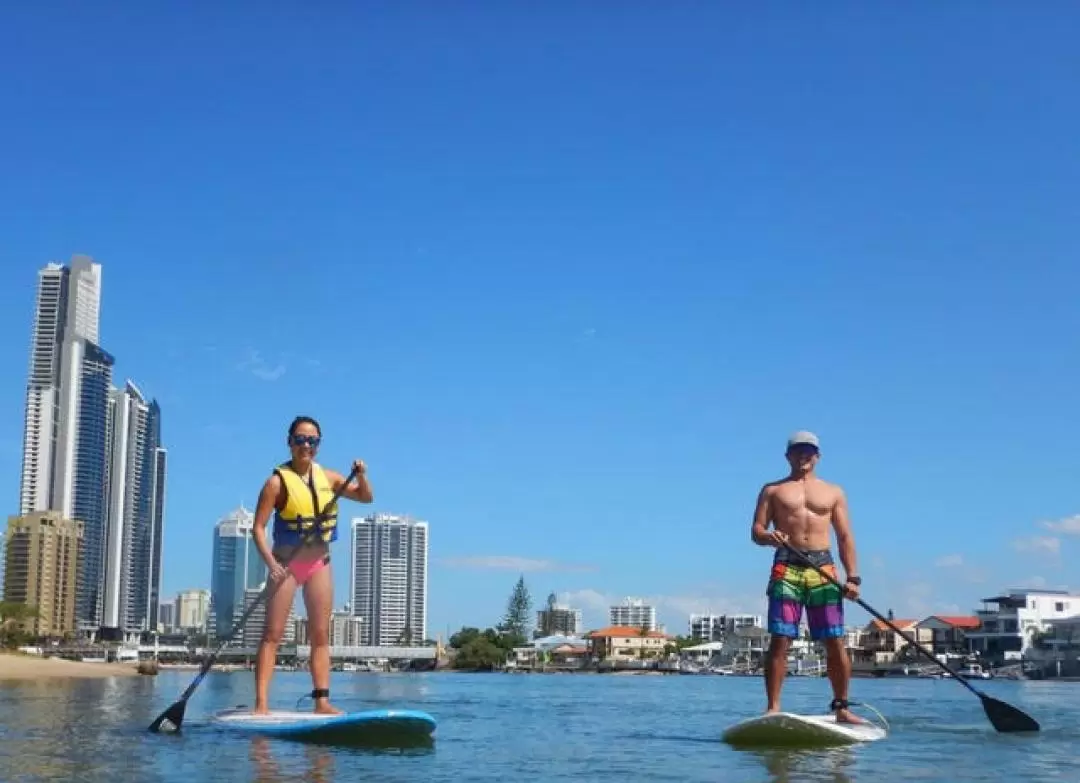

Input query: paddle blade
[148,699,187,733]
[980,693,1039,733]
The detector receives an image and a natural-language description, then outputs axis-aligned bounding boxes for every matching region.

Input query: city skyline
[4,255,167,641]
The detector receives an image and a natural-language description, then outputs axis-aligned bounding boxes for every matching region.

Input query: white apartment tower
[350,513,428,646]
[102,381,167,635]
[19,257,102,516]
[610,597,657,631]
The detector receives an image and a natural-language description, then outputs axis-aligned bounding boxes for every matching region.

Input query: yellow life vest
[271,461,340,544]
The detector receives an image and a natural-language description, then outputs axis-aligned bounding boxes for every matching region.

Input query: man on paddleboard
[250,415,374,715]
[750,430,865,725]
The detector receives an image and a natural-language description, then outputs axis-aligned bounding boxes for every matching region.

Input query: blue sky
[1,4,1078,639]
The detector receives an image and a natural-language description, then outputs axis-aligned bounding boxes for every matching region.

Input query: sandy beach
[0,653,141,680]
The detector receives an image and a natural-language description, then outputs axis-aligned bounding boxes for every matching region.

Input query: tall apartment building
[210,506,268,639]
[609,597,657,631]
[350,513,428,646]
[19,257,103,517]
[0,530,6,600]
[3,512,83,637]
[102,381,167,636]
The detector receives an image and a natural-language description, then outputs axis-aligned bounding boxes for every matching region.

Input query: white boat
[956,663,991,679]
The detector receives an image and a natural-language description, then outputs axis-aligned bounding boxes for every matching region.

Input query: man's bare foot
[835,708,865,724]
[765,706,781,714]
[314,701,344,715]
[252,704,271,715]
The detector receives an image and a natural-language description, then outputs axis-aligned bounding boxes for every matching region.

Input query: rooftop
[588,625,671,639]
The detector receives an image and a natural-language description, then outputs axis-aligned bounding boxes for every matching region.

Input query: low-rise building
[688,613,763,643]
[588,625,672,659]
[862,618,931,663]
[917,615,982,655]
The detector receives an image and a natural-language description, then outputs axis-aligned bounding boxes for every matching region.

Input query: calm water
[0,669,1076,782]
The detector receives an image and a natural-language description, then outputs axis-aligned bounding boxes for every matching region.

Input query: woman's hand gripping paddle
[782,543,1040,733]
[147,465,359,734]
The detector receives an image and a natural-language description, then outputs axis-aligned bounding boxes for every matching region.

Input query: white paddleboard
[721,711,887,748]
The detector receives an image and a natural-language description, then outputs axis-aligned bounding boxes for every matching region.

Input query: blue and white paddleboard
[212,707,436,744]
[721,711,887,748]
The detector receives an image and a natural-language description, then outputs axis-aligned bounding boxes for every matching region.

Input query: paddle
[147,464,359,734]
[781,542,1040,733]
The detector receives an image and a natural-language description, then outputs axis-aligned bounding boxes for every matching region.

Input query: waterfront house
[964,589,1080,664]
[862,618,931,663]
[588,625,672,660]
[508,634,590,669]
[917,615,982,655]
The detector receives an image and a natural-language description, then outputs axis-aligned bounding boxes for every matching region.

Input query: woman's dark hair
[288,415,322,437]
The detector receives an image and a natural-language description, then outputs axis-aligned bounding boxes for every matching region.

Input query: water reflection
[0,677,165,783]
[250,736,336,783]
[750,748,856,783]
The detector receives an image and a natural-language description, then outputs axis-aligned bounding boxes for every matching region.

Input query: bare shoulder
[261,470,283,493]
[815,477,847,504]
[261,471,286,505]
[756,478,784,502]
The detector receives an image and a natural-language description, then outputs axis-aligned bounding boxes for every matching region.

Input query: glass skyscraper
[210,506,268,641]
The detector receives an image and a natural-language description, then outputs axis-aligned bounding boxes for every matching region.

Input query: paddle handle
[780,543,984,696]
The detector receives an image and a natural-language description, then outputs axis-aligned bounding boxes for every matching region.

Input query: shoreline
[0,653,141,681]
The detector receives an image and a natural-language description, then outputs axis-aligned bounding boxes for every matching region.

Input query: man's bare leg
[764,635,791,713]
[823,637,864,723]
[303,562,342,715]
[254,575,298,714]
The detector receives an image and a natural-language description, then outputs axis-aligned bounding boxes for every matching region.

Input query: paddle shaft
[780,543,987,698]
[156,465,358,715]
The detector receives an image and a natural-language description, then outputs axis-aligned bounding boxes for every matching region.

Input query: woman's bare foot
[252,704,271,715]
[314,701,344,715]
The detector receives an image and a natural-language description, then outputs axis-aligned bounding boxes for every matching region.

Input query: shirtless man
[750,430,864,724]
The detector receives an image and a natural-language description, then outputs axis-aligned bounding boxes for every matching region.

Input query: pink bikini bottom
[288,554,330,585]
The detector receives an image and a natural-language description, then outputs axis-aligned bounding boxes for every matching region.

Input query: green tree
[499,575,532,640]
[0,602,38,649]
[449,627,482,649]
[447,624,525,671]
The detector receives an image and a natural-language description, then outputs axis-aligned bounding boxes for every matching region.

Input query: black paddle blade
[148,699,187,733]
[981,693,1039,733]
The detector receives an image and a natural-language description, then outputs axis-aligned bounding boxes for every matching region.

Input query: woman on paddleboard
[250,415,374,715]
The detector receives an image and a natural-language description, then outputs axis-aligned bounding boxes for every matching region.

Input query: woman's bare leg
[253,575,298,714]
[302,562,341,715]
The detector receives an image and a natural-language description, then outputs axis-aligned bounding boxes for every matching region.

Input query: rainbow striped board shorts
[766,548,845,640]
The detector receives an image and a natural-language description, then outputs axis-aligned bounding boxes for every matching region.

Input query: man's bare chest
[772,484,835,518]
